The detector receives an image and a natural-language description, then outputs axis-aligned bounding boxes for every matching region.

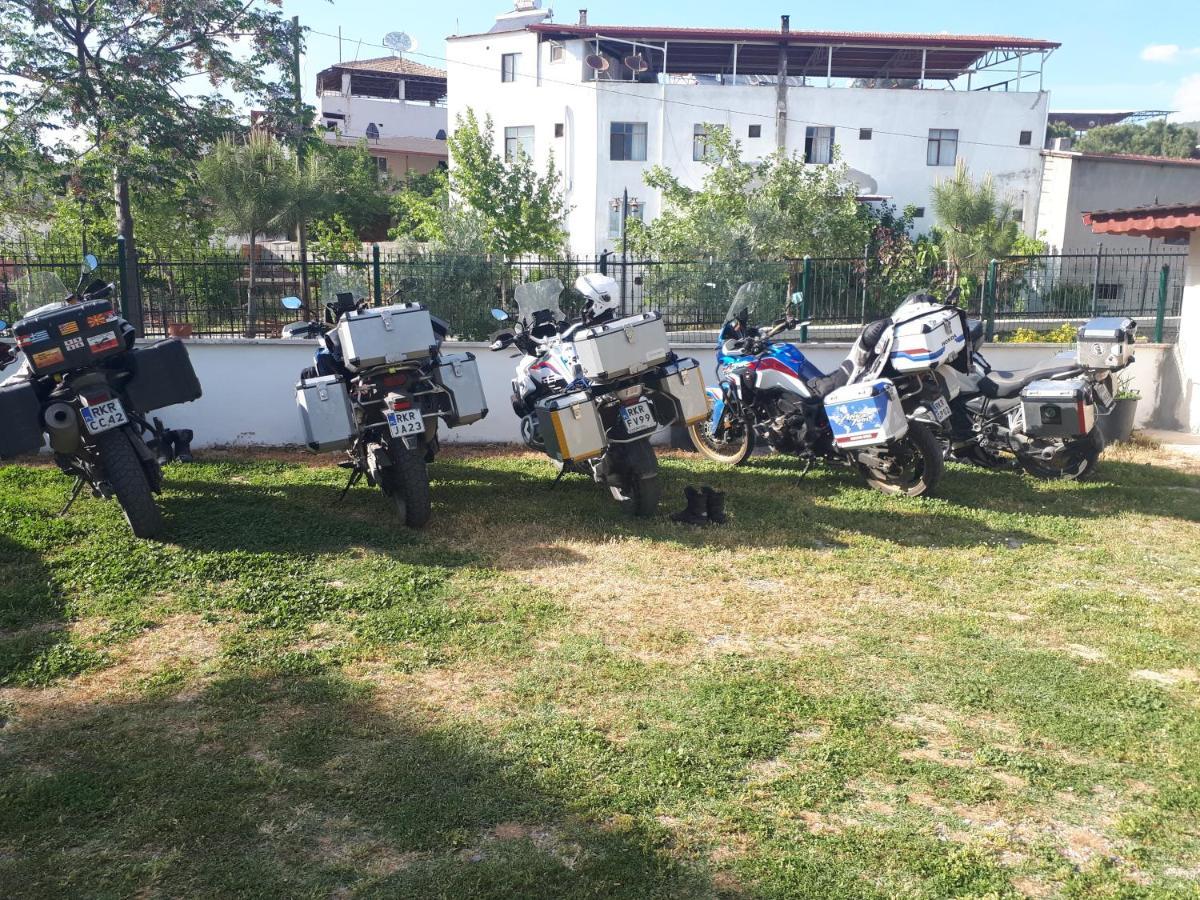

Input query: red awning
[1083,203,1200,239]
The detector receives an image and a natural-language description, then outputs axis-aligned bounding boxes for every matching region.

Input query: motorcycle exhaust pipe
[44,402,82,454]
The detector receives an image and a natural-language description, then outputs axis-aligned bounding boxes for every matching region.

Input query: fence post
[984,259,998,342]
[1155,263,1169,343]
[1090,243,1104,317]
[860,243,870,323]
[115,235,128,319]
[800,255,811,343]
[371,244,382,306]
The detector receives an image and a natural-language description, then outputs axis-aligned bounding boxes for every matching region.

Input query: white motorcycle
[489,274,708,516]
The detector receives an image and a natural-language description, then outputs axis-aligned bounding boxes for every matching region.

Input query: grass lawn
[1,441,1198,898]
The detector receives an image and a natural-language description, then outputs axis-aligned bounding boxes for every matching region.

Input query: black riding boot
[670,486,708,525]
[703,487,727,525]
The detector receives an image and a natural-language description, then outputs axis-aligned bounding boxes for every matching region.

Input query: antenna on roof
[383,31,415,56]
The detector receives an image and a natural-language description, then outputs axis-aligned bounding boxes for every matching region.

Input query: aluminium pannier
[572,312,670,383]
[649,357,708,425]
[823,379,909,449]
[333,303,436,371]
[1020,378,1095,438]
[1077,317,1136,370]
[434,352,488,427]
[0,379,44,459]
[296,374,355,451]
[122,338,202,413]
[535,391,605,462]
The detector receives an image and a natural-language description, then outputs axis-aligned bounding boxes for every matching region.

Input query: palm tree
[930,161,1020,287]
[199,132,312,336]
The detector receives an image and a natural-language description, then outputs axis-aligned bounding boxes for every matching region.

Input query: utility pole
[290,15,311,308]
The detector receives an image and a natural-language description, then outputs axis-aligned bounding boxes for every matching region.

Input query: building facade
[446,7,1058,255]
[316,57,449,178]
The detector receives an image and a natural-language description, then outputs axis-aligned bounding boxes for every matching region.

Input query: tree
[310,141,393,238]
[1045,120,1075,146]
[929,162,1020,283]
[0,1,299,319]
[444,109,567,257]
[1075,120,1199,159]
[627,126,873,259]
[198,133,311,336]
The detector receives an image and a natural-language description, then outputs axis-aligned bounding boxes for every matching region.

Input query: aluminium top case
[888,303,967,373]
[571,312,671,383]
[1076,317,1136,370]
[333,303,437,372]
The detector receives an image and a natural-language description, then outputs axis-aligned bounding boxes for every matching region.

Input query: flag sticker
[87,332,120,354]
[32,347,65,369]
[64,336,85,352]
[17,329,49,347]
[86,311,115,328]
[58,320,80,336]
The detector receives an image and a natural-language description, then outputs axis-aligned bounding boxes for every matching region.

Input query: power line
[303,25,1046,153]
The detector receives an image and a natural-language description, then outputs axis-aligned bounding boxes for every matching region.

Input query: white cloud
[1142,43,1200,64]
[1171,73,1200,122]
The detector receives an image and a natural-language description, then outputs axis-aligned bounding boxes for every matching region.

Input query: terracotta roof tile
[321,56,446,80]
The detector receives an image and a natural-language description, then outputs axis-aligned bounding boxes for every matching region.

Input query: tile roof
[1083,202,1200,237]
[321,56,446,80]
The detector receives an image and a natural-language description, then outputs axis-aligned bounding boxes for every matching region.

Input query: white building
[446,7,1058,255]
[316,57,449,178]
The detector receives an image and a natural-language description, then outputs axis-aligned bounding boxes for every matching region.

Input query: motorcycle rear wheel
[1018,428,1105,481]
[860,422,944,498]
[95,428,164,538]
[608,439,661,517]
[687,405,754,466]
[383,441,432,528]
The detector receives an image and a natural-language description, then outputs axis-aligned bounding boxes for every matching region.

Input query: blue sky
[281,0,1200,120]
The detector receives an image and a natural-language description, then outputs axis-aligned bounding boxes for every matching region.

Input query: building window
[1096,283,1122,301]
[1012,208,1024,223]
[435,128,447,141]
[927,128,958,166]
[748,124,762,138]
[610,122,647,161]
[371,156,388,177]
[859,128,873,140]
[554,122,564,138]
[365,122,380,141]
[912,207,926,218]
[504,125,534,161]
[693,124,715,161]
[1019,130,1033,146]
[549,41,564,62]
[501,53,519,83]
[804,126,834,164]
[608,197,644,237]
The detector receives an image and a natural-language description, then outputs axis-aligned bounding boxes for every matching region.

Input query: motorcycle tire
[608,439,661,517]
[95,428,164,538]
[687,402,754,466]
[1018,427,1105,482]
[953,443,1016,471]
[860,421,944,498]
[383,441,432,528]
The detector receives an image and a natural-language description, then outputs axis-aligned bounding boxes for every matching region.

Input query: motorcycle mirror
[791,291,804,307]
[0,320,8,331]
[490,308,509,321]
[281,296,303,310]
[947,286,961,302]
[83,253,98,272]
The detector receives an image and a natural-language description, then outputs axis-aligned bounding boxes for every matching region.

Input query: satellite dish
[584,54,610,72]
[383,31,415,54]
[623,54,648,73]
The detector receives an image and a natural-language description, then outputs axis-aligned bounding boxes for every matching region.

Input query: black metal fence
[0,239,1187,343]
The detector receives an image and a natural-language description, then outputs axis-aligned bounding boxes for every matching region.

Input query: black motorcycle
[0,256,201,537]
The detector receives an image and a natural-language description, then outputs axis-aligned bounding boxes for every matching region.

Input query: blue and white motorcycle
[687,283,961,497]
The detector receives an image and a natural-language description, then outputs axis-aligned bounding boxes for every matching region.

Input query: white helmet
[574,272,620,318]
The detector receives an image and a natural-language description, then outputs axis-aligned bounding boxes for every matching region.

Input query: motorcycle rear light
[390,399,412,411]
[616,386,643,404]
[381,373,408,388]
[83,392,111,405]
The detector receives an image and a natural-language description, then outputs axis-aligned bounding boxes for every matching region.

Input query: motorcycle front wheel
[859,422,944,498]
[383,441,432,528]
[1017,428,1105,481]
[687,404,754,466]
[608,438,661,517]
[95,428,164,538]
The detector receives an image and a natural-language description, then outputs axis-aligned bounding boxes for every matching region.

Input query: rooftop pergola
[316,57,447,103]
[527,22,1059,90]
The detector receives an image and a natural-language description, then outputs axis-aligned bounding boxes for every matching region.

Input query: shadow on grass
[0,529,78,688]
[0,672,706,899]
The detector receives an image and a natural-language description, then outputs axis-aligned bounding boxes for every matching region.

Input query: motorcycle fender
[707,384,730,432]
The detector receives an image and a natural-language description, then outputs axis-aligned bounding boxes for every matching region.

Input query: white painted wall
[320,93,447,141]
[447,31,1049,255]
[1170,235,1200,433]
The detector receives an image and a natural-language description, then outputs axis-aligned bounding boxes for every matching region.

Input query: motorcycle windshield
[725,282,777,325]
[514,278,565,325]
[319,268,370,306]
[14,271,71,317]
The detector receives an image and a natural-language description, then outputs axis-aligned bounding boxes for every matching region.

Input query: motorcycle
[282,283,486,528]
[488,275,708,517]
[0,255,202,538]
[687,282,951,497]
[930,315,1133,480]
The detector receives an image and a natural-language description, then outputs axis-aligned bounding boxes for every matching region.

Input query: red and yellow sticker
[32,347,65,369]
[58,320,80,336]
[85,310,114,328]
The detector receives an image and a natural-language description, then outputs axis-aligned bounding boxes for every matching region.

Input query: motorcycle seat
[974,358,1079,399]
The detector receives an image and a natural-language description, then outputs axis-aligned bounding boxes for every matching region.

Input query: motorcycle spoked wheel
[687,401,755,466]
[381,440,432,528]
[858,422,944,498]
[607,438,662,517]
[1017,428,1105,481]
[94,428,164,538]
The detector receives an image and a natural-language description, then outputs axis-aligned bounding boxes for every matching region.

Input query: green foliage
[1076,120,1200,159]
[1045,120,1075,144]
[628,126,873,259]
[443,110,568,257]
[389,169,452,244]
[309,142,392,238]
[930,162,1021,279]
[1042,280,1094,317]
[1005,323,1077,343]
[309,214,361,260]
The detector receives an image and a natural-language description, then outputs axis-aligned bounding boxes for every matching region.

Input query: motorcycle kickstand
[59,477,85,517]
[550,466,568,489]
[796,458,814,479]
[337,469,363,503]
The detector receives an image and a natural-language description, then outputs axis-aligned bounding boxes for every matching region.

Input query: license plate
[386,408,425,437]
[80,398,128,435]
[620,400,656,434]
[929,396,951,423]
[1093,380,1113,407]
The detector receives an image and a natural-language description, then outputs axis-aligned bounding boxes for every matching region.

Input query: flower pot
[167,322,193,339]
[1097,397,1138,444]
